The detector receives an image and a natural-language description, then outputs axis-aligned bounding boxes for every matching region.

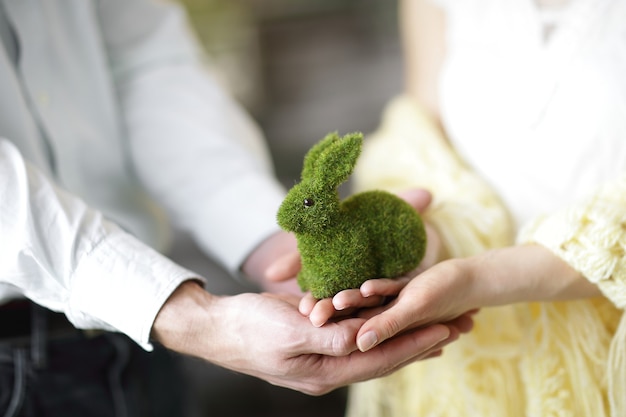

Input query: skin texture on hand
[352,244,601,352]
[151,281,460,395]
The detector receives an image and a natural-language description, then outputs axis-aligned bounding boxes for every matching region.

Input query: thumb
[396,188,432,213]
[356,302,421,352]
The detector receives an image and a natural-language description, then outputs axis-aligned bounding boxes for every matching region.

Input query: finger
[309,298,337,327]
[395,188,432,213]
[288,322,451,394]
[381,329,453,372]
[332,289,385,311]
[421,349,443,360]
[357,307,475,341]
[298,292,318,316]
[356,300,418,352]
[354,293,403,320]
[355,303,394,320]
[265,251,301,282]
[446,313,475,334]
[340,323,451,381]
[360,277,411,298]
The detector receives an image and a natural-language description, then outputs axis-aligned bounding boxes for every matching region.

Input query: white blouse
[436,0,626,229]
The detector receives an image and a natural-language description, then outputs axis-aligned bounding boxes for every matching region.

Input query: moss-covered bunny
[277,132,427,299]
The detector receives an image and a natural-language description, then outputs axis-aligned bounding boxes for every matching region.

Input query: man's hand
[241,230,302,294]
[152,281,458,395]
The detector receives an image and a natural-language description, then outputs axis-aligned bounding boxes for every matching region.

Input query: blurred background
[168,0,404,416]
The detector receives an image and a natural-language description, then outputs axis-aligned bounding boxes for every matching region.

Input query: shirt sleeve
[0,139,200,350]
[97,0,286,274]
[518,174,626,309]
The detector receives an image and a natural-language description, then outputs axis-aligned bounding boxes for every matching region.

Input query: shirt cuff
[67,224,202,350]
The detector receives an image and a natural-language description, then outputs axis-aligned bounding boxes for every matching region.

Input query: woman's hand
[354,244,602,352]
[299,188,446,327]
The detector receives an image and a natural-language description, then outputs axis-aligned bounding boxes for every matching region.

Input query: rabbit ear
[315,132,363,188]
[301,131,341,180]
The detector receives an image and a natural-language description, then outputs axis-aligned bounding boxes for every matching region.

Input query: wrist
[466,244,602,307]
[522,243,602,302]
[151,280,217,357]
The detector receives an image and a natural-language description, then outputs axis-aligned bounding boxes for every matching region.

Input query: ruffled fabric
[348,300,622,417]
[519,175,626,414]
[347,95,625,417]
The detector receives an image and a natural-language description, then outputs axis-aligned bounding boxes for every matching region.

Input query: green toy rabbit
[277,132,427,299]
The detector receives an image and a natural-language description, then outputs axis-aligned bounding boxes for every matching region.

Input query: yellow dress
[347,96,626,417]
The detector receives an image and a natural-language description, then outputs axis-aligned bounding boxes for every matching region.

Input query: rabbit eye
[303,198,315,207]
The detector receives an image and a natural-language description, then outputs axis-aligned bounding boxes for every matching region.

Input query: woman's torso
[438,0,626,228]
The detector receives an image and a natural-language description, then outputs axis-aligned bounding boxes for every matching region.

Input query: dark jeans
[0,307,187,417]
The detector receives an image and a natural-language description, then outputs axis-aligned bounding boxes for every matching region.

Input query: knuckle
[330,330,353,356]
[381,315,403,339]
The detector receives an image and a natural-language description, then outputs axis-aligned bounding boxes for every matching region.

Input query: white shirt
[436,0,626,229]
[0,0,285,349]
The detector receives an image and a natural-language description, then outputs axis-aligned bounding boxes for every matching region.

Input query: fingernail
[357,331,378,352]
[311,316,325,328]
[333,302,347,311]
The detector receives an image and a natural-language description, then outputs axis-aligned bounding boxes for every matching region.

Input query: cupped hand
[153,281,460,395]
[353,244,602,352]
[299,277,411,327]
[353,260,480,352]
[299,187,445,327]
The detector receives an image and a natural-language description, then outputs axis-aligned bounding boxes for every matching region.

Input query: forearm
[463,244,601,309]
